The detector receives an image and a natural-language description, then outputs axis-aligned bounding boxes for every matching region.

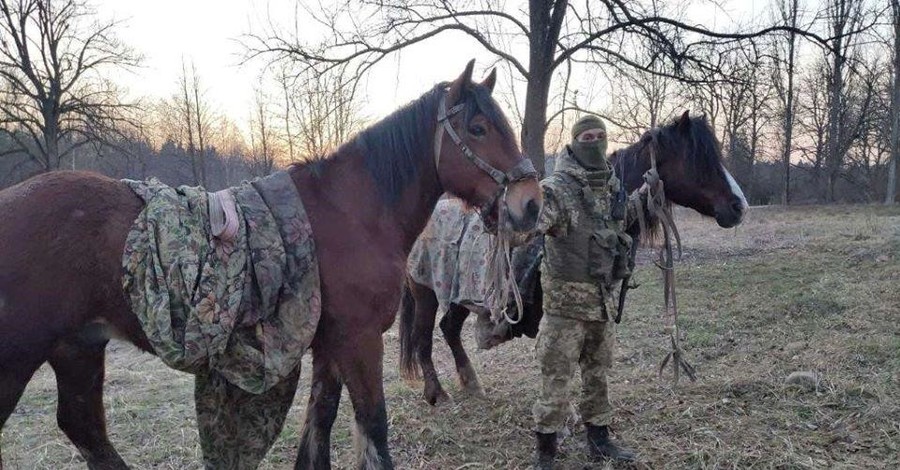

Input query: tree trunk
[523,0,567,176]
[825,0,848,202]
[781,0,798,205]
[522,70,552,175]
[887,0,900,204]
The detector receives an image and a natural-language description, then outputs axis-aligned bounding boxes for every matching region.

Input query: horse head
[435,60,542,233]
[613,111,748,228]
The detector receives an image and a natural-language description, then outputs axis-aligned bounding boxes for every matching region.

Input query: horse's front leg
[338,331,394,470]
[295,346,343,470]
[409,283,450,406]
[439,305,484,397]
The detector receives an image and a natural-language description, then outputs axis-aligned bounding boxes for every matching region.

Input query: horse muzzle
[714,196,745,228]
[504,178,542,232]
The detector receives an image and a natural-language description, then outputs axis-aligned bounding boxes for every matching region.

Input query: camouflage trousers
[195,366,301,469]
[533,314,616,433]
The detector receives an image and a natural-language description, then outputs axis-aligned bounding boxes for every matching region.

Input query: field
[4,204,899,469]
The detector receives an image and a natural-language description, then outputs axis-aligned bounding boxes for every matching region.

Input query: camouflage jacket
[122,171,321,394]
[537,149,628,322]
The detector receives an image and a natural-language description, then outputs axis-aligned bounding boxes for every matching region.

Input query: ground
[4,204,899,469]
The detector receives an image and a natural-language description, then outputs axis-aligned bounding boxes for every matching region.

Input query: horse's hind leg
[295,349,343,470]
[1,359,43,470]
[48,337,128,470]
[409,283,450,406]
[439,305,484,396]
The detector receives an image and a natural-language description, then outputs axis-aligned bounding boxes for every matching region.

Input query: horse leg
[1,359,43,470]
[409,283,450,406]
[338,333,393,470]
[47,337,128,470]
[295,349,343,470]
[439,305,484,397]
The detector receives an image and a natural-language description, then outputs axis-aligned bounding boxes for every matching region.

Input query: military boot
[534,432,557,470]
[585,424,635,463]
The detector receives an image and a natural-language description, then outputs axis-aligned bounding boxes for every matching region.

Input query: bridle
[433,90,537,229]
[433,89,537,326]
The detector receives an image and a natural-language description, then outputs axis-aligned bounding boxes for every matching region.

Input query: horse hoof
[425,389,452,406]
[462,382,486,398]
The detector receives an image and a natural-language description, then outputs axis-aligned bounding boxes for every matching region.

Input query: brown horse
[399,111,748,405]
[0,61,541,469]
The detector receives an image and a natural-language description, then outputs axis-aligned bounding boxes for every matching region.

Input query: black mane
[612,115,725,194]
[300,82,516,205]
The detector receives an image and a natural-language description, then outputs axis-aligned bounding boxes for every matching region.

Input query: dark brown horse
[0,61,541,469]
[399,111,748,406]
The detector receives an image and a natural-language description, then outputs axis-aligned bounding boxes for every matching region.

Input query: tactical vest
[542,151,632,288]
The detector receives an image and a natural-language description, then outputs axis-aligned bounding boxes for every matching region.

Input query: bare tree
[823,0,870,201]
[0,0,139,171]
[245,0,835,174]
[171,61,213,186]
[887,0,900,204]
[290,70,360,159]
[249,88,277,176]
[772,0,802,204]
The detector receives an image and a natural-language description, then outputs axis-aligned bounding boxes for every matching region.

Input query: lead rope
[638,141,695,384]
[642,146,697,385]
[485,187,525,325]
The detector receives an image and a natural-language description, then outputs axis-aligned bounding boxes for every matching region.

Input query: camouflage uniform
[122,171,321,469]
[532,133,630,434]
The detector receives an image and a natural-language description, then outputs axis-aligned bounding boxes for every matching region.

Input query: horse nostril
[525,198,539,223]
[731,199,744,214]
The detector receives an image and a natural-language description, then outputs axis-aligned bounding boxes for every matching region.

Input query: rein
[622,133,695,384]
[432,90,537,326]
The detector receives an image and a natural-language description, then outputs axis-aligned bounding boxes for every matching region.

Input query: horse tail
[398,276,421,380]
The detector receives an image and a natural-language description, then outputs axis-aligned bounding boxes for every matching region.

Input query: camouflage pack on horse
[0,61,541,470]
[399,111,749,406]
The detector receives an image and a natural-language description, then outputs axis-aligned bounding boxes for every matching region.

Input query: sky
[97,0,767,134]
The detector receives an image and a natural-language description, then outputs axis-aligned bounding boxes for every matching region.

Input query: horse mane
[294,81,516,205]
[611,114,725,245]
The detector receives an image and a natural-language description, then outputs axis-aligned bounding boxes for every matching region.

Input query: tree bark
[887,0,900,204]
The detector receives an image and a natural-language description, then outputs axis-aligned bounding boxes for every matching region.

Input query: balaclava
[569,114,608,171]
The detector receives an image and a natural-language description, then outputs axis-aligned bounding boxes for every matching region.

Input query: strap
[434,92,537,186]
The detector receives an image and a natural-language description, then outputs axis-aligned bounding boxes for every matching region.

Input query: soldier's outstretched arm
[535,184,570,238]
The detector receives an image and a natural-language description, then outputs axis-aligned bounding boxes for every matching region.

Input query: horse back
[0,171,152,357]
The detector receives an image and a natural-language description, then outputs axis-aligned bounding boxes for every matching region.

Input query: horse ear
[677,110,691,133]
[447,59,476,104]
[480,68,497,93]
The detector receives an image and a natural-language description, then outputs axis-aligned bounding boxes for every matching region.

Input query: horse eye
[469,124,486,137]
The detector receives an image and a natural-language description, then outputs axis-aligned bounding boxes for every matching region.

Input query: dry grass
[3,204,899,469]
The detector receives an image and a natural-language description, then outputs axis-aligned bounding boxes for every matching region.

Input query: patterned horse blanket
[408,198,494,317]
[122,171,321,468]
[408,198,543,348]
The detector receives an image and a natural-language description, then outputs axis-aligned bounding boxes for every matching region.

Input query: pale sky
[98,0,768,134]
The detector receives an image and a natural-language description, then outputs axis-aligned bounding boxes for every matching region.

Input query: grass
[3,204,900,469]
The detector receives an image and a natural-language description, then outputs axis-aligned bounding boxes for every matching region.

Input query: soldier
[532,114,635,468]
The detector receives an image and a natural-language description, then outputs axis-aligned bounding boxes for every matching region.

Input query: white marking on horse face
[353,422,382,469]
[722,166,749,209]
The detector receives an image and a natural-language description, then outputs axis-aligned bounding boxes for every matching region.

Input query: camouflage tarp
[122,171,321,395]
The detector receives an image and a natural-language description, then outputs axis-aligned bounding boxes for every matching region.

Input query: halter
[433,92,537,191]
